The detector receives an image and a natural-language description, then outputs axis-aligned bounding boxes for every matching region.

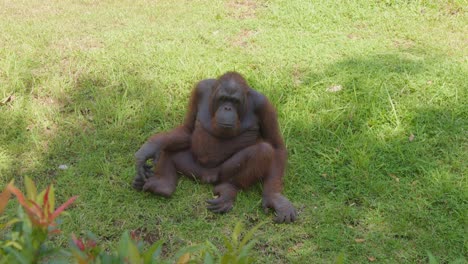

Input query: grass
[0,0,466,262]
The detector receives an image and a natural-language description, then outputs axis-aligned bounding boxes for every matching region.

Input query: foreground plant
[0,177,77,263]
[68,221,263,264]
[69,231,163,264]
[175,221,265,264]
[1,177,262,263]
[8,177,77,233]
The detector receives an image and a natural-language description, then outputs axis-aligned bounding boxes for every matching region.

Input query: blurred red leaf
[8,182,78,230]
[0,182,13,214]
[50,196,78,221]
[8,185,43,226]
[72,234,86,251]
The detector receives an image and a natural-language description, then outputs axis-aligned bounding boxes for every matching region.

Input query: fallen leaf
[327,85,343,92]
[367,256,376,262]
[408,134,415,142]
[355,238,365,243]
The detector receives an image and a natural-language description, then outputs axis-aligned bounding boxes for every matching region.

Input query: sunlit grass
[0,0,466,262]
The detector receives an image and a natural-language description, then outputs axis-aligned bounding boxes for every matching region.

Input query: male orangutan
[133,72,297,223]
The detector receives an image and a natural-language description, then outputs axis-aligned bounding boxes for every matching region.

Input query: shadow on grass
[3,52,465,262]
[14,70,182,246]
[262,53,466,262]
[0,107,31,180]
[0,56,45,184]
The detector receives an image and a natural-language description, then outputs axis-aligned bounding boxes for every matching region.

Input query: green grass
[1,0,467,262]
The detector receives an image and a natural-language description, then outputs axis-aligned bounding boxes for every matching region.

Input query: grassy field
[0,0,466,262]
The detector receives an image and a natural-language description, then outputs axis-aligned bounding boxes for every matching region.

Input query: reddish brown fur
[133,72,297,223]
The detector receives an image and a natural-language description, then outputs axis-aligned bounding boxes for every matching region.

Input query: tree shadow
[5,69,194,248]
[2,51,465,262]
[0,56,52,186]
[263,53,466,262]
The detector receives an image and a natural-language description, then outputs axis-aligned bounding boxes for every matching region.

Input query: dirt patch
[230,29,258,48]
[33,95,62,108]
[131,227,161,244]
[292,65,308,87]
[226,0,264,19]
[442,2,464,16]
[0,2,61,19]
[355,23,368,29]
[347,33,361,40]
[393,39,415,49]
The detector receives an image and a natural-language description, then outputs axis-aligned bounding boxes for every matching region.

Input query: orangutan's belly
[191,123,259,167]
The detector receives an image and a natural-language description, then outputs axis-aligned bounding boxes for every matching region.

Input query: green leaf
[232,221,243,248]
[4,240,23,250]
[0,255,14,264]
[205,241,221,258]
[239,221,266,249]
[24,177,37,201]
[175,244,205,260]
[203,252,214,264]
[220,253,234,264]
[127,239,142,263]
[334,251,346,264]
[37,189,46,206]
[427,251,439,264]
[46,259,72,264]
[4,247,30,264]
[78,230,99,246]
[222,235,234,254]
[100,254,114,264]
[143,240,164,263]
[118,231,131,256]
[5,217,20,228]
[118,231,141,263]
[237,239,257,263]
